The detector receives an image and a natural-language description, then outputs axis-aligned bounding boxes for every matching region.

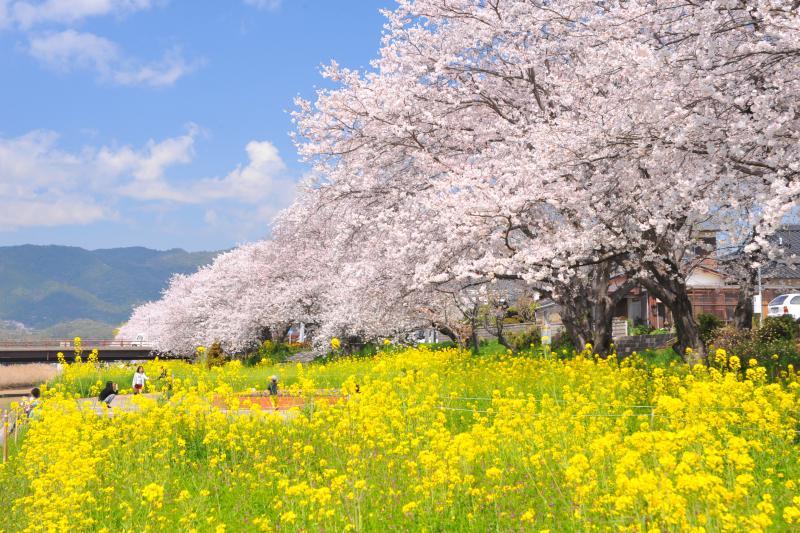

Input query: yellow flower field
[1,347,800,531]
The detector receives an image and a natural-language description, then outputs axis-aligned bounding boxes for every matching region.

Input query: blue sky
[0,0,391,251]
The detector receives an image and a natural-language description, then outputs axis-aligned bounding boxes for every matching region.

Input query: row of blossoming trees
[120,0,800,364]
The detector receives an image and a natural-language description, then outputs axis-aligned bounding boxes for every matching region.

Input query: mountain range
[0,245,219,339]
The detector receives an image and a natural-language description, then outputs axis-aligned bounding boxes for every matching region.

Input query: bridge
[0,339,179,364]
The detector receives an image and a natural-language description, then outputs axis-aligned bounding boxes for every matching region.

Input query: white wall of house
[687,269,726,288]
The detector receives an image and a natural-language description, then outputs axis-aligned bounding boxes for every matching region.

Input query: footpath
[1,394,160,450]
[2,389,336,452]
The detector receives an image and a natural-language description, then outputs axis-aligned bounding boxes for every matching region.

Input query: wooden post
[2,410,8,464]
[14,411,20,444]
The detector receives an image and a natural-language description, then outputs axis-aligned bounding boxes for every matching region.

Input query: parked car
[767,294,800,320]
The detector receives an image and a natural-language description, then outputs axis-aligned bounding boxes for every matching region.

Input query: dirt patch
[0,363,59,389]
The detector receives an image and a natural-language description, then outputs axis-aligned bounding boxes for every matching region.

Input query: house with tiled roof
[534,227,800,334]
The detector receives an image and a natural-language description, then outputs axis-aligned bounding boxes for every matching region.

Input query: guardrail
[0,339,152,349]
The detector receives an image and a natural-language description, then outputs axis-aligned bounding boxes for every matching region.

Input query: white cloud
[0,1,11,30]
[203,209,219,226]
[10,0,156,29]
[118,139,296,204]
[28,29,117,70]
[244,0,281,10]
[3,2,200,87]
[0,130,113,229]
[110,47,200,87]
[0,128,296,230]
[28,30,199,87]
[0,130,81,190]
[96,124,198,182]
[192,141,294,203]
[0,197,109,229]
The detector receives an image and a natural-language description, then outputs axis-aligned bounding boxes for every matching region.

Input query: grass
[0,363,59,389]
[637,347,683,366]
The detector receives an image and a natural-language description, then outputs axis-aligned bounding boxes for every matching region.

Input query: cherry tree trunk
[672,296,705,364]
[432,323,460,345]
[733,270,757,330]
[495,322,512,350]
[553,262,630,356]
[257,326,273,343]
[640,277,705,364]
[559,303,591,352]
[589,262,616,356]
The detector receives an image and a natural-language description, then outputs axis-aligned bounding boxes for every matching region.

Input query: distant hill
[0,318,119,340]
[0,245,219,337]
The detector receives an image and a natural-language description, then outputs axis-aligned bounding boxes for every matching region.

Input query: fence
[614,333,676,357]
[0,339,151,349]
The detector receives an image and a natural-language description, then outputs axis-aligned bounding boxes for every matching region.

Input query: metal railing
[0,339,152,348]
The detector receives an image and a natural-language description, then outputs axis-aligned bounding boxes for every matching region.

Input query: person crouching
[99,381,118,409]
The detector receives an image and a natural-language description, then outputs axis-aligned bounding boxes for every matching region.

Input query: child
[132,366,148,395]
[24,387,41,418]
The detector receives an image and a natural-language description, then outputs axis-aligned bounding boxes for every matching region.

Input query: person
[268,375,279,410]
[23,387,41,418]
[268,375,279,395]
[132,366,148,395]
[10,387,41,433]
[99,381,118,408]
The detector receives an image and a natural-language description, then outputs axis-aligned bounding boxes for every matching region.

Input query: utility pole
[758,265,763,327]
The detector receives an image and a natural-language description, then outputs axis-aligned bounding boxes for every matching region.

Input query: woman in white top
[132,366,148,395]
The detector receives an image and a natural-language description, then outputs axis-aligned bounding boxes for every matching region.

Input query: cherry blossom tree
[119,241,298,354]
[293,0,800,362]
[123,1,800,363]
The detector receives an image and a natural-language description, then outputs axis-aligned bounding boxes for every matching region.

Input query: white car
[767,294,800,320]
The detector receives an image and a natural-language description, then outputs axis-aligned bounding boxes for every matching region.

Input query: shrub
[205,341,227,368]
[550,331,573,353]
[243,340,309,366]
[711,326,751,353]
[697,313,723,344]
[507,326,542,352]
[712,325,800,379]
[756,316,799,343]
[630,324,654,336]
[515,297,539,323]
